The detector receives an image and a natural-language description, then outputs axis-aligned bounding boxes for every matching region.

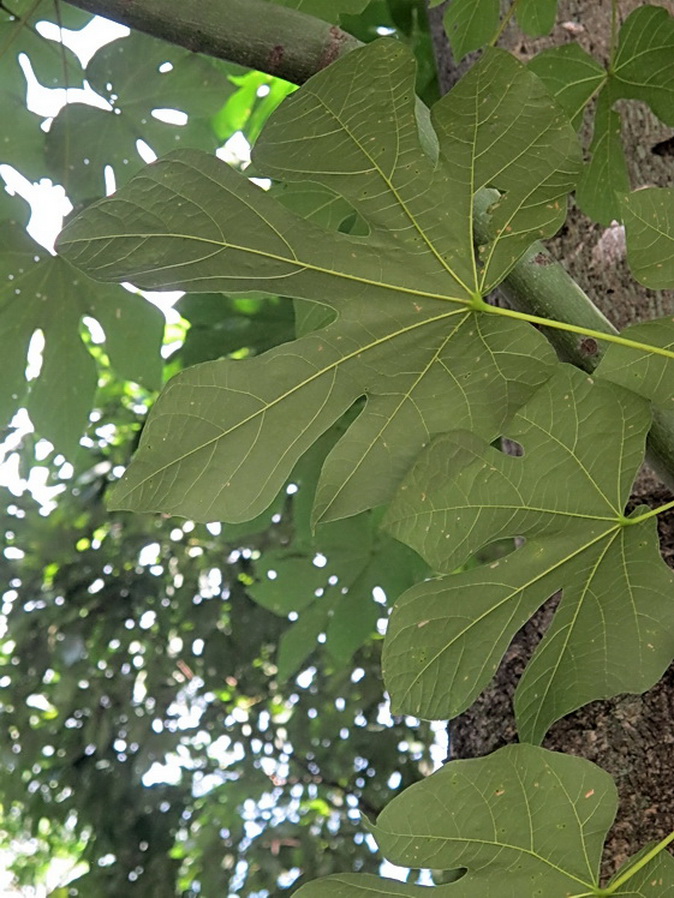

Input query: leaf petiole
[627,498,674,526]
[480,302,674,364]
[603,829,674,893]
[489,0,524,47]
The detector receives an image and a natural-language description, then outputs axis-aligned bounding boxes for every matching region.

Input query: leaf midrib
[60,230,474,308]
[394,523,618,712]
[297,85,477,297]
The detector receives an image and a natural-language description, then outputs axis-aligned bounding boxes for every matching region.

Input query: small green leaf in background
[443,0,500,61]
[0,223,163,456]
[611,5,674,129]
[596,315,674,405]
[249,429,428,676]
[620,187,674,290]
[515,0,558,37]
[174,293,295,367]
[383,366,674,743]
[276,599,332,682]
[575,88,630,224]
[295,744,674,896]
[570,4,674,225]
[0,3,83,181]
[58,40,579,525]
[528,44,606,128]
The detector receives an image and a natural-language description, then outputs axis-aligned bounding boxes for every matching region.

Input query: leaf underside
[57,40,580,524]
[296,744,674,897]
[620,188,674,289]
[383,366,674,743]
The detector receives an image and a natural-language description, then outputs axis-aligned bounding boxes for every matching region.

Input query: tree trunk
[429,0,674,879]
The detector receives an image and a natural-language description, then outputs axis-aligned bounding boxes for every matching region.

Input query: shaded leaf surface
[0,2,83,180]
[527,44,605,128]
[443,0,500,61]
[596,316,674,406]
[58,40,579,524]
[0,224,163,454]
[574,5,674,224]
[516,0,557,37]
[575,88,629,224]
[611,5,674,128]
[383,367,674,742]
[296,744,674,897]
[47,31,233,201]
[620,187,674,289]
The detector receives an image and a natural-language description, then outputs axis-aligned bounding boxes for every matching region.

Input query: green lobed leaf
[570,5,674,225]
[516,0,558,37]
[596,316,674,406]
[296,744,645,897]
[606,841,674,896]
[527,44,606,128]
[620,187,674,289]
[383,366,674,743]
[443,0,500,62]
[46,31,234,201]
[57,40,579,524]
[0,223,163,455]
[0,4,82,180]
[575,88,630,225]
[611,5,674,128]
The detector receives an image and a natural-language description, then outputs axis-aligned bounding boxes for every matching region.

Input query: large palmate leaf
[383,366,674,743]
[620,188,674,290]
[296,744,674,897]
[0,223,163,455]
[57,40,580,524]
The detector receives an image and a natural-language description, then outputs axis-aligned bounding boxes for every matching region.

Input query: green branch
[61,0,361,84]
[61,0,674,490]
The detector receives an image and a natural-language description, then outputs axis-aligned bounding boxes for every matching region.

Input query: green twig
[61,0,361,84]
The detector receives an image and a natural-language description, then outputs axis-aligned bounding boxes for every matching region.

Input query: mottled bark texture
[429,1,674,879]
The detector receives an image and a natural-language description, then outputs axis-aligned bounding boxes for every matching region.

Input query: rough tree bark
[429,0,674,878]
